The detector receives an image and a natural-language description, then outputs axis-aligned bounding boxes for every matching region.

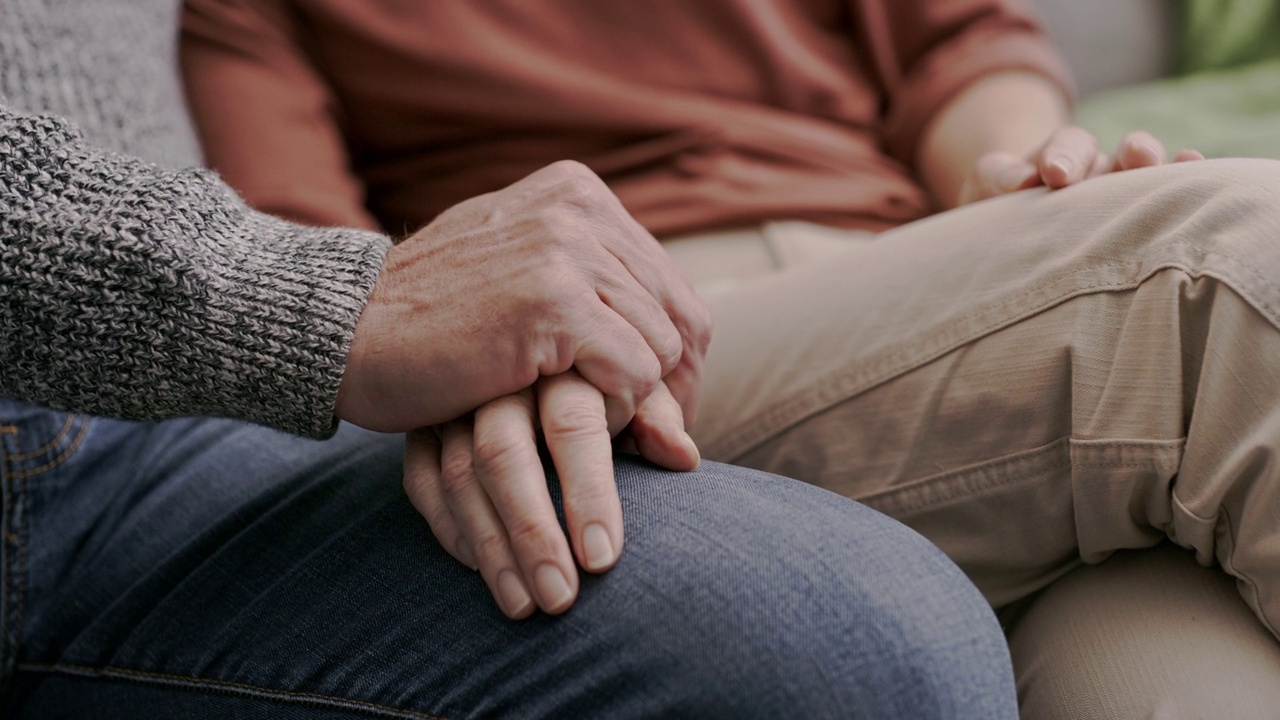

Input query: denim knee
[560,459,1017,719]
[3,411,1014,718]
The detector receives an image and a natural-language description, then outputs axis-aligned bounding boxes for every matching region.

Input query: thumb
[961,151,1039,205]
[629,382,700,471]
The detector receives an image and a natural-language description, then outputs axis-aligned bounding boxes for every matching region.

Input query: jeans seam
[2,414,90,692]
[14,663,452,720]
[9,420,89,479]
[7,414,74,461]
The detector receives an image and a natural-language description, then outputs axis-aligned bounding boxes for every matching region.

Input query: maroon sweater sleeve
[852,0,1075,167]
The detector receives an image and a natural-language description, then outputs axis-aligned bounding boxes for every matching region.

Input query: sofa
[1032,0,1280,160]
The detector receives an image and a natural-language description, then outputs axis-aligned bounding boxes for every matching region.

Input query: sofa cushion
[1025,0,1177,98]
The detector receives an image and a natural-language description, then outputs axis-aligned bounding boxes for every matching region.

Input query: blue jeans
[0,399,1014,718]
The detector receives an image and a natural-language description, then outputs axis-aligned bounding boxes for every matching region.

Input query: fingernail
[682,431,701,467]
[455,538,477,570]
[680,430,701,458]
[582,523,615,571]
[497,570,534,616]
[1048,157,1073,178]
[534,563,574,611]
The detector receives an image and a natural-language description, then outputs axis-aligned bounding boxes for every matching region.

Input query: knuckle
[602,352,659,405]
[691,294,713,331]
[694,304,714,351]
[548,158,593,180]
[478,392,536,422]
[440,452,477,493]
[656,326,683,371]
[402,464,435,500]
[472,431,528,478]
[564,480,613,514]
[472,531,512,566]
[402,477,448,527]
[632,356,662,396]
[542,327,580,377]
[401,447,434,487]
[546,161,603,200]
[504,517,560,561]
[542,398,608,439]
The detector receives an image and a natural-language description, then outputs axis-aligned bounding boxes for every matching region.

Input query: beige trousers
[664,158,1280,719]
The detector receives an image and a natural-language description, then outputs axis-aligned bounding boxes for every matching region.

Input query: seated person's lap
[0,399,1014,718]
[660,159,1280,716]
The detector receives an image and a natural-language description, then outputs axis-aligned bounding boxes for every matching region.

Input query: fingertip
[1039,126,1099,188]
[1007,167,1041,193]
[985,154,1036,193]
[632,422,699,471]
[1118,135,1165,170]
[1174,148,1205,163]
[660,430,700,472]
[495,569,537,619]
[581,521,618,573]
[1041,157,1073,188]
[534,563,577,615]
[681,431,701,470]
[1044,156,1064,185]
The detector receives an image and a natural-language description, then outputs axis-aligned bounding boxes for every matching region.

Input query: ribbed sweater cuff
[0,110,391,436]
[197,204,392,437]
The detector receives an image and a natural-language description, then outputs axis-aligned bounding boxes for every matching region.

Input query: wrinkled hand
[335,160,711,432]
[403,373,698,618]
[958,127,1205,205]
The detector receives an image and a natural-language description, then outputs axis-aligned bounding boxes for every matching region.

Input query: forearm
[0,105,391,436]
[918,71,1070,209]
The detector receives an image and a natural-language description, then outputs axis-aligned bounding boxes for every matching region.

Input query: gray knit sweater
[0,0,392,437]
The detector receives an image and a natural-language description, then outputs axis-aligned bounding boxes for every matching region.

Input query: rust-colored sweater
[181,0,1069,237]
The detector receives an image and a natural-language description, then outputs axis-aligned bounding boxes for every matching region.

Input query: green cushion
[1076,58,1280,160]
[1181,0,1280,72]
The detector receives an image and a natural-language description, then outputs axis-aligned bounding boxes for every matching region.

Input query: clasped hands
[337,131,1203,619]
[336,161,710,618]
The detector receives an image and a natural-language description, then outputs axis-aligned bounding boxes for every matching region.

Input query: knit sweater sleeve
[0,104,392,437]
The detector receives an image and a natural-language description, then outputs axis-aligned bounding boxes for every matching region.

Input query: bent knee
[1060,158,1280,315]
[598,460,1017,718]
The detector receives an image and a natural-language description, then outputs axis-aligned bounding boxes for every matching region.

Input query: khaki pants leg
[1007,544,1280,720]
[666,158,1280,634]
